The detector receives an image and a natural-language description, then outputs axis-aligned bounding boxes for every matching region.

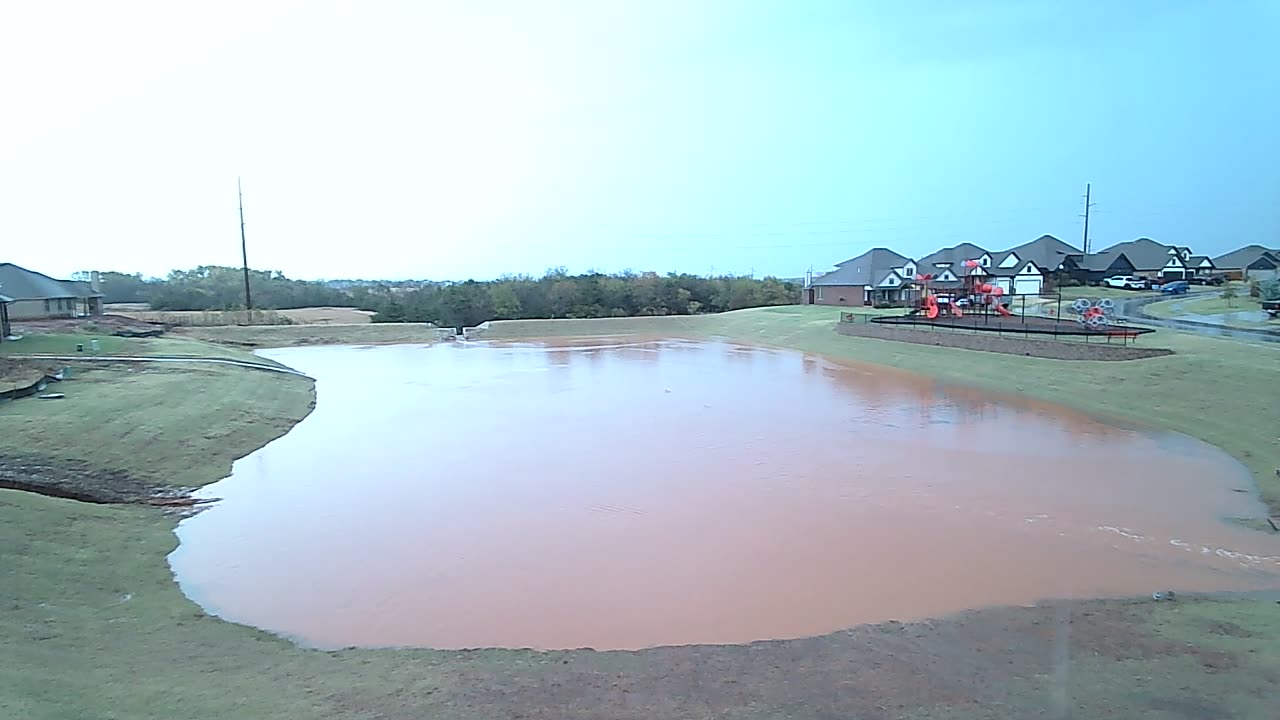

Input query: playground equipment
[1069,297,1116,330]
[915,273,963,319]
[960,260,1012,317]
[975,283,1011,317]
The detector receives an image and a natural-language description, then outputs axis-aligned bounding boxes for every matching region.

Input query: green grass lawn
[1,364,314,489]
[176,322,450,348]
[0,332,277,363]
[1143,293,1273,327]
[4,307,1280,718]
[1055,285,1159,300]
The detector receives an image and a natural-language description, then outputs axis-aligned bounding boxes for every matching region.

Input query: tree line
[89,267,800,328]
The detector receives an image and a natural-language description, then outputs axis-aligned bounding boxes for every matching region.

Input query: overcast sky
[2,1,1277,281]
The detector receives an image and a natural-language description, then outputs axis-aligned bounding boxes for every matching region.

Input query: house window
[816,287,824,300]
[44,299,52,312]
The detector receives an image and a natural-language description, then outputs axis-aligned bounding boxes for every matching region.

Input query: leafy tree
[1220,284,1238,307]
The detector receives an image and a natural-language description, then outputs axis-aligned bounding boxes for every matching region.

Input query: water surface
[170,339,1280,650]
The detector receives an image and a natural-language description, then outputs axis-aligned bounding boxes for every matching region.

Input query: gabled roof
[1212,245,1280,270]
[814,248,910,287]
[917,243,990,268]
[996,235,1081,272]
[833,247,908,268]
[1070,251,1134,272]
[1187,255,1214,267]
[988,259,1040,277]
[0,263,100,300]
[1088,238,1184,271]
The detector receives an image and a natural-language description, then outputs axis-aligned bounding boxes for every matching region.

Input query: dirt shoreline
[0,456,209,508]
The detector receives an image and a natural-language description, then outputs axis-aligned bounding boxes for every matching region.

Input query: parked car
[1189,274,1227,286]
[1102,275,1146,290]
[1160,280,1189,295]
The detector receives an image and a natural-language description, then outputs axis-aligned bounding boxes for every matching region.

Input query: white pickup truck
[1102,275,1147,290]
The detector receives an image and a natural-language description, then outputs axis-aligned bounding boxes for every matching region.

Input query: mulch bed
[835,321,1174,361]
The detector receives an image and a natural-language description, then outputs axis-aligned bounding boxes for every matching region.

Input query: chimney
[90,271,101,292]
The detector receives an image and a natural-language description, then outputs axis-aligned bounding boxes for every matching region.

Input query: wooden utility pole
[1080,183,1095,255]
[238,177,253,310]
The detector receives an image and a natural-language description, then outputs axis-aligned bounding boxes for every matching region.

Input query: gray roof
[833,247,908,268]
[917,243,990,268]
[0,263,102,300]
[1212,245,1279,269]
[0,293,13,303]
[996,234,1080,271]
[814,248,907,287]
[1186,255,1214,267]
[1088,238,1183,271]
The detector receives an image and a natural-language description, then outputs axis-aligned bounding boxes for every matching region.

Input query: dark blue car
[1160,280,1190,295]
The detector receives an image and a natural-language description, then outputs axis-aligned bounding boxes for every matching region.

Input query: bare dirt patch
[0,456,157,503]
[321,598,1272,720]
[835,321,1173,360]
[11,314,163,335]
[278,306,373,324]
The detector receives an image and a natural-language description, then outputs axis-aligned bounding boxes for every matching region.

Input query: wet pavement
[169,340,1280,650]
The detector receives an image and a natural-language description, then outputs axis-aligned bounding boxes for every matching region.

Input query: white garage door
[1013,277,1042,295]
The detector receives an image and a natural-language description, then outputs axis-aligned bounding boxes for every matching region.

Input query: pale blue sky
[2,0,1276,280]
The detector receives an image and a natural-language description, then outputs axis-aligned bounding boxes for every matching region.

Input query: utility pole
[1080,183,1095,255]
[238,177,253,310]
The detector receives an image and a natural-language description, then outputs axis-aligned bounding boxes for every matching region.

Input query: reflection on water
[169,339,1280,651]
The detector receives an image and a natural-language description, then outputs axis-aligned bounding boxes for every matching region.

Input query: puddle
[169,340,1280,650]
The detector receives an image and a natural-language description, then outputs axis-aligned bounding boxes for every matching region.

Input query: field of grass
[0,364,314,489]
[4,306,1280,718]
[0,332,275,363]
[177,322,449,348]
[1054,285,1159,300]
[1143,293,1272,327]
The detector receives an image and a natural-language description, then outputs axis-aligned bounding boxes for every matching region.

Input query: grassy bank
[0,364,314,490]
[0,332,279,363]
[4,307,1280,718]
[176,322,450,348]
[1144,293,1273,327]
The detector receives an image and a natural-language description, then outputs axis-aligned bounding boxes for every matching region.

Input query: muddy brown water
[168,339,1280,650]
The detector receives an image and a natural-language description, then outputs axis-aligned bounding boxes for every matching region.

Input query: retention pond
[169,339,1280,650]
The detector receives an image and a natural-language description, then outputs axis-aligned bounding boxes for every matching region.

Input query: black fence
[839,306,1155,346]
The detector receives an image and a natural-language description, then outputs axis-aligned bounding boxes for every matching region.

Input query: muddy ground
[321,596,1279,719]
[0,456,192,505]
[835,321,1174,361]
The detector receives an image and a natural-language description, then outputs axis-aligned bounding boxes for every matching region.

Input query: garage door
[1013,277,1041,295]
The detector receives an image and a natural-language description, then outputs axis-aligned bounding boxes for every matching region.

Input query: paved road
[2,354,311,377]
[1113,294,1280,345]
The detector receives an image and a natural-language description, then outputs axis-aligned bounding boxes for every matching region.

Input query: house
[1061,238,1193,284]
[0,264,105,320]
[1212,245,1279,281]
[987,235,1081,295]
[916,243,993,274]
[1185,255,1217,278]
[804,248,913,306]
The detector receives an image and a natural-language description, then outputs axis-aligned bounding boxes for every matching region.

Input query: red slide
[978,284,1012,316]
